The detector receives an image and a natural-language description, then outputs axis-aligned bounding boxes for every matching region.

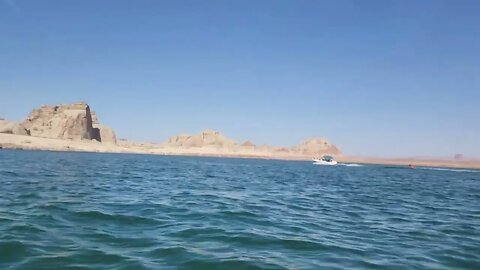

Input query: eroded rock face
[21,102,94,140]
[165,134,192,147]
[91,111,99,125]
[241,141,255,147]
[19,102,116,143]
[199,129,236,147]
[274,147,291,153]
[93,124,117,144]
[0,120,30,135]
[292,138,341,156]
[256,145,275,152]
[164,129,237,148]
[90,111,117,144]
[11,123,30,136]
[0,119,9,132]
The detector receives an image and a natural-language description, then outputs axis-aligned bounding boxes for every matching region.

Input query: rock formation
[291,138,340,156]
[91,111,99,124]
[241,141,255,147]
[0,119,30,135]
[164,129,237,148]
[255,145,275,153]
[274,147,291,153]
[165,134,192,147]
[14,102,117,143]
[93,124,117,144]
[21,102,95,140]
[91,111,117,144]
[0,119,10,132]
[2,102,342,156]
[240,140,256,150]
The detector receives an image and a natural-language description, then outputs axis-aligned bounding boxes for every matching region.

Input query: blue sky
[1,0,479,158]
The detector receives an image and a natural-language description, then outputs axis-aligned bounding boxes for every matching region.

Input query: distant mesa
[256,145,274,152]
[162,131,340,156]
[163,129,237,148]
[291,138,341,156]
[274,147,291,153]
[240,140,256,150]
[454,154,464,160]
[0,102,117,144]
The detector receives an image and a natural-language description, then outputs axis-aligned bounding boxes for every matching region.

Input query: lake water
[1,150,479,269]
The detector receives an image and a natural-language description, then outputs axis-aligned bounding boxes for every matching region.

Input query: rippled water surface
[1,150,479,269]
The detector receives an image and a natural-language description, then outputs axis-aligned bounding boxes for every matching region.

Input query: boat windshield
[322,155,333,162]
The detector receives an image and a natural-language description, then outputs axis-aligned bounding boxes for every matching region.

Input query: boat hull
[313,160,338,165]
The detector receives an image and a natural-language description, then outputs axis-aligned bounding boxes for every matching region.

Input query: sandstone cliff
[2,102,343,156]
[240,140,256,150]
[21,102,96,140]
[0,119,29,135]
[291,138,341,156]
[164,129,237,148]
[93,124,117,144]
[0,102,117,144]
[91,111,117,144]
[241,141,255,147]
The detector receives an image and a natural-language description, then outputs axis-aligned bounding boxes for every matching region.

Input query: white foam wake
[338,163,364,167]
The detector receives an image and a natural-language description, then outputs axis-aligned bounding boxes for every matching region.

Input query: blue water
[1,150,479,269]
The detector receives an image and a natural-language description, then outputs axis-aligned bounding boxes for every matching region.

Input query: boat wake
[338,163,364,167]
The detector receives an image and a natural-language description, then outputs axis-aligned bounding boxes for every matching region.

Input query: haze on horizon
[0,0,479,158]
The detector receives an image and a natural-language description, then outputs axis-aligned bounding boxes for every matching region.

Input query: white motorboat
[313,155,338,165]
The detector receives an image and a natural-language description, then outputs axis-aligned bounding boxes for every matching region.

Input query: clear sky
[1,0,479,158]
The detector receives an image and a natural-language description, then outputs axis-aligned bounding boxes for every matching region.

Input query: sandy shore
[1,133,479,169]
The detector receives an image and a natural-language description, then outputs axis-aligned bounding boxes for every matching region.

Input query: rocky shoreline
[0,102,340,157]
[1,102,479,170]
[1,134,478,169]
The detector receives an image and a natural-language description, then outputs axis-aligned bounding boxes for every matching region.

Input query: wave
[2,150,480,269]
[72,210,159,225]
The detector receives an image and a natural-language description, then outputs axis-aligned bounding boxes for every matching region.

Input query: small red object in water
[408,164,416,169]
